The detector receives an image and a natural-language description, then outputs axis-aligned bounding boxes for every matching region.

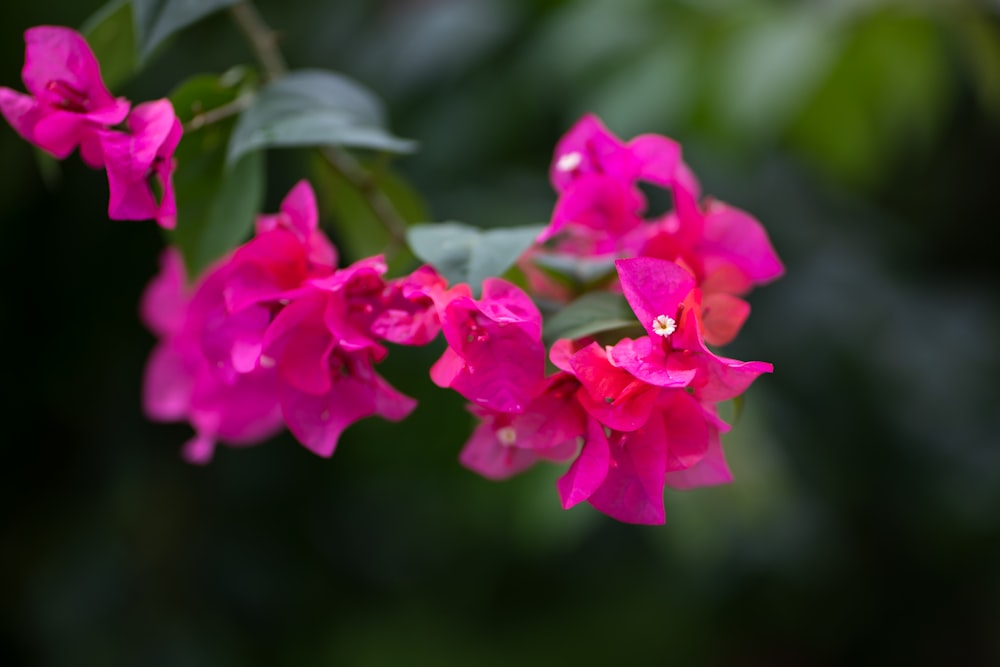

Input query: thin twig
[229,2,287,81]
[228,0,409,252]
[183,94,254,133]
[321,147,409,249]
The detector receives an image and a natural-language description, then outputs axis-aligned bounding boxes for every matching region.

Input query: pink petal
[587,422,668,525]
[460,421,541,480]
[0,87,42,145]
[279,375,375,458]
[182,431,217,465]
[615,257,696,339]
[142,341,196,422]
[664,422,732,490]
[606,337,696,388]
[278,179,319,240]
[700,292,750,347]
[140,249,188,337]
[701,200,784,287]
[628,134,681,187]
[557,418,610,508]
[22,27,114,107]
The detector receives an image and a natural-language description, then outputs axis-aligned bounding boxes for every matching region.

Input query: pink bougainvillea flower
[541,173,646,255]
[369,264,446,346]
[539,114,703,260]
[612,257,772,401]
[101,99,182,228]
[140,249,284,464]
[459,372,584,479]
[550,114,693,196]
[637,198,784,344]
[430,278,545,414]
[0,26,129,165]
[253,179,337,272]
[557,389,727,525]
[262,258,417,458]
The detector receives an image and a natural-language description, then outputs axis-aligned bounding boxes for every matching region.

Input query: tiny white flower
[496,426,517,446]
[652,314,677,337]
[556,151,582,172]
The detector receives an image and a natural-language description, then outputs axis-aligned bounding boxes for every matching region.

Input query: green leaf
[407,222,543,295]
[132,0,239,60]
[542,291,638,344]
[227,69,416,165]
[81,0,138,91]
[169,71,265,278]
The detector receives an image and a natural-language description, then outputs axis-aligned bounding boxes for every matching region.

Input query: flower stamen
[652,314,677,337]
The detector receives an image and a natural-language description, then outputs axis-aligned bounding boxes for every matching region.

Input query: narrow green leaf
[81,0,137,90]
[132,0,238,61]
[542,291,638,344]
[228,69,416,165]
[407,222,543,294]
[169,71,265,278]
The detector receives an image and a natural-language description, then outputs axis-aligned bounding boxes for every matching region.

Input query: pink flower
[101,99,183,228]
[612,257,773,402]
[430,278,545,414]
[0,26,129,165]
[262,257,417,457]
[637,198,784,344]
[141,249,284,464]
[557,390,727,525]
[369,264,446,346]
[459,372,584,479]
[538,114,696,256]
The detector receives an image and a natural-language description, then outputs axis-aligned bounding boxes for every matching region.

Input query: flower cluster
[0,26,181,227]
[454,115,784,524]
[2,26,783,525]
[141,180,437,463]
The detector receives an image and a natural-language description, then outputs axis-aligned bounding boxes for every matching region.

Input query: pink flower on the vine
[538,114,699,256]
[101,99,182,228]
[0,26,129,165]
[612,257,773,402]
[141,249,284,464]
[459,372,584,479]
[193,180,337,381]
[430,278,545,414]
[557,391,728,525]
[637,198,784,345]
[262,256,417,457]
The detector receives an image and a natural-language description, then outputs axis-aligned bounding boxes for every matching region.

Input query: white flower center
[652,314,677,337]
[556,151,582,172]
[496,426,517,446]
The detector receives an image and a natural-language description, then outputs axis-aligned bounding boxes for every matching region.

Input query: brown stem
[183,94,253,133]
[229,2,286,81]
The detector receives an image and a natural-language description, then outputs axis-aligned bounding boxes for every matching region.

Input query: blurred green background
[2,0,1000,664]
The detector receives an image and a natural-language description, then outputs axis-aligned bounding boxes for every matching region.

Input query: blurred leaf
[711,7,840,141]
[81,0,137,91]
[789,9,951,184]
[542,291,637,344]
[311,155,428,273]
[169,71,265,278]
[407,222,543,294]
[957,12,1000,118]
[131,0,238,61]
[228,69,416,166]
